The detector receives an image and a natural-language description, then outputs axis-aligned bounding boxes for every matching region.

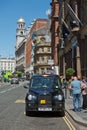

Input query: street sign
[48,59,54,65]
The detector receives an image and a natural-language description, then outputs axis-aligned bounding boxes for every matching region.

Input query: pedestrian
[77,75,82,81]
[69,76,82,112]
[68,76,74,98]
[81,76,87,109]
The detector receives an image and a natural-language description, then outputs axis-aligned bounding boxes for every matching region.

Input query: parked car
[11,78,19,84]
[19,77,25,82]
[24,74,65,116]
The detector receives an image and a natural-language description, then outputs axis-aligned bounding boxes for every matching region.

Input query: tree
[66,68,75,77]
[13,71,23,77]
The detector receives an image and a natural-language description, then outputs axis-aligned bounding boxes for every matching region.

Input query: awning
[67,4,83,26]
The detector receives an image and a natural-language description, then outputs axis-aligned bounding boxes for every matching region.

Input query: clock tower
[16,18,26,48]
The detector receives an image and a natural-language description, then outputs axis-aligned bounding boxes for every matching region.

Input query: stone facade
[15,18,27,72]
[33,32,52,74]
[0,57,15,73]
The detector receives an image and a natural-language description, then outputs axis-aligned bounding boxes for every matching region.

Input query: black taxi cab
[25,74,65,116]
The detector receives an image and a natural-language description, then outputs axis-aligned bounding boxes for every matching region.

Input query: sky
[0,0,51,58]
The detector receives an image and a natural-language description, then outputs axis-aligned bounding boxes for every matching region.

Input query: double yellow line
[15,99,76,130]
[63,116,76,130]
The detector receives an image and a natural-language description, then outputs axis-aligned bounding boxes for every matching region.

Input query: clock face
[20,31,23,35]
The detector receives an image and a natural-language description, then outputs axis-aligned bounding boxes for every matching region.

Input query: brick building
[50,0,59,74]
[58,0,87,77]
[25,19,48,76]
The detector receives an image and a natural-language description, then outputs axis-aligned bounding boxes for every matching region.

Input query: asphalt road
[0,82,76,130]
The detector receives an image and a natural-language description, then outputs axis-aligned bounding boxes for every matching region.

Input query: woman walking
[81,76,87,109]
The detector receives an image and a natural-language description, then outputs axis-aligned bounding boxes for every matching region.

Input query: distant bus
[3,71,12,82]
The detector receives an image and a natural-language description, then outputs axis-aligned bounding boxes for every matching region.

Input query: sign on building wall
[48,59,54,65]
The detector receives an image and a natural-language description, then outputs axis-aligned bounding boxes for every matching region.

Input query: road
[0,82,76,130]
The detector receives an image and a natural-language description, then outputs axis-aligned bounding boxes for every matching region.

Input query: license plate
[40,100,46,104]
[38,108,52,111]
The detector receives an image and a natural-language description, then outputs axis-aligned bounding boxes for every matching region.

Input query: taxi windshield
[30,76,61,89]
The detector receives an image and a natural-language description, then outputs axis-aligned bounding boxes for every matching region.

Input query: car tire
[25,104,29,116]
[26,110,29,116]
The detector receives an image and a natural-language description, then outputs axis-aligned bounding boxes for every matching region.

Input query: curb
[65,104,87,127]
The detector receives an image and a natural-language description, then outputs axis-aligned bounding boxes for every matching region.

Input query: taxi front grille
[38,94,52,105]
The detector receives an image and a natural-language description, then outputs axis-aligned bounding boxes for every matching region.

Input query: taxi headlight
[28,94,36,101]
[58,95,63,100]
[54,95,63,101]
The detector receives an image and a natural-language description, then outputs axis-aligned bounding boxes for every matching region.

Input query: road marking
[0,90,6,94]
[15,99,25,103]
[63,116,76,130]
[0,85,21,95]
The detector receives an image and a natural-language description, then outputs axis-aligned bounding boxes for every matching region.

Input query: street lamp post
[60,37,66,79]
[60,42,68,99]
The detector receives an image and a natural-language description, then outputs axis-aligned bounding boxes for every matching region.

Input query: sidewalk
[65,96,87,127]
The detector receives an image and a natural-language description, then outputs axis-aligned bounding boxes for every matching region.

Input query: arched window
[21,24,23,28]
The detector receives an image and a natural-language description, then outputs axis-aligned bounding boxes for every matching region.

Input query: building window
[42,47,44,52]
[21,24,23,28]
[41,68,44,74]
[47,47,50,52]
[48,56,50,61]
[41,57,44,64]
